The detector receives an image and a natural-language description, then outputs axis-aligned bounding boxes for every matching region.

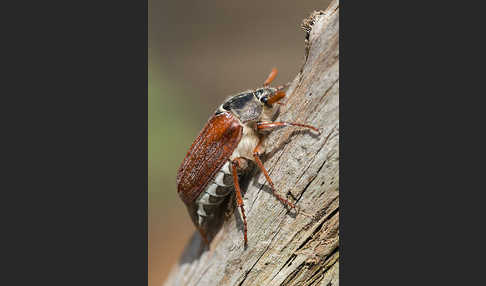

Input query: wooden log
[165,1,339,285]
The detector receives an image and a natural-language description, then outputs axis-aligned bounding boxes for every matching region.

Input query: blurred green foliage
[148,66,202,208]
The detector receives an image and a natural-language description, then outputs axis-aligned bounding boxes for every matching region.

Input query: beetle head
[217,87,285,123]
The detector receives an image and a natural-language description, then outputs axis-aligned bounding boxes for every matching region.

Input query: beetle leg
[231,159,248,245]
[257,121,321,135]
[252,140,297,210]
[232,157,248,171]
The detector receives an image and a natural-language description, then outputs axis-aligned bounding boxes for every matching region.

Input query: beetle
[176,68,319,246]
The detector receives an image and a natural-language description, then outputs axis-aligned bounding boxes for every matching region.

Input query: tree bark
[164,1,339,285]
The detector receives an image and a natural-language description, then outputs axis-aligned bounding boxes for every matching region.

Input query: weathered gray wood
[164,1,339,285]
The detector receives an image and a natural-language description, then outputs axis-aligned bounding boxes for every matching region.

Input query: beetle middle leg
[231,158,248,245]
[252,139,298,210]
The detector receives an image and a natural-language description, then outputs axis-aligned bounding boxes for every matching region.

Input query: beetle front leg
[231,158,248,246]
[257,121,321,134]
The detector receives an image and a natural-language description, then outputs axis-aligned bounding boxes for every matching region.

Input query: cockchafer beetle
[176,68,320,246]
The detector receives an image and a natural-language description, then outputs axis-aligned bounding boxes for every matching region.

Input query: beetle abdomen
[194,161,234,226]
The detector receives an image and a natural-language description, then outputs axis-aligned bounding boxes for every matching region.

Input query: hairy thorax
[230,103,278,160]
[230,123,260,161]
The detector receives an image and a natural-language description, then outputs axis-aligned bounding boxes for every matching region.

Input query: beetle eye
[261,95,268,104]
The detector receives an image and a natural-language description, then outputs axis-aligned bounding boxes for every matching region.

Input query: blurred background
[148,0,331,285]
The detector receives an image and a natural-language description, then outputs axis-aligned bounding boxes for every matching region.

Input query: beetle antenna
[263,67,278,87]
[266,90,286,105]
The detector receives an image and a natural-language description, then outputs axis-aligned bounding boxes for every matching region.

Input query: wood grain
[166,0,339,285]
